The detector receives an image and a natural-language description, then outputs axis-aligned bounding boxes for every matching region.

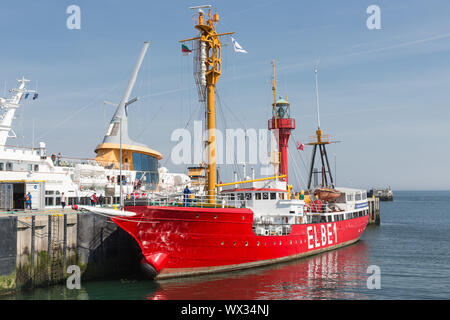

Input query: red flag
[296,142,304,151]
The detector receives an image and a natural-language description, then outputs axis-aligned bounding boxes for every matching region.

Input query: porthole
[257,241,260,246]
[221,241,224,245]
[245,241,248,246]
[279,241,282,245]
[214,215,218,219]
[196,214,200,218]
[233,241,236,246]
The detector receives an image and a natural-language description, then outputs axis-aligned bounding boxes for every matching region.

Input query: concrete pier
[367,197,380,225]
[0,210,140,296]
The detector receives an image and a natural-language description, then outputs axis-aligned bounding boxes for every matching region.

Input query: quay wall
[367,197,381,225]
[0,211,140,296]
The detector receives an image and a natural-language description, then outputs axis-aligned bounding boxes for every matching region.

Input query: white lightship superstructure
[0,46,190,210]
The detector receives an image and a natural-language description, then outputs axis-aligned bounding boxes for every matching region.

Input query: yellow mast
[180,7,233,203]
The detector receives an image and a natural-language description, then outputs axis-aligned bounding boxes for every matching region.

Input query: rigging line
[36,80,125,141]
[289,133,310,174]
[215,89,243,181]
[134,103,166,139]
[160,101,204,168]
[216,88,241,181]
[287,146,307,189]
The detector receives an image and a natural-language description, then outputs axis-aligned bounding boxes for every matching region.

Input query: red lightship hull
[112,206,369,279]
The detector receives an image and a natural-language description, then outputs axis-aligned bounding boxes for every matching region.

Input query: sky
[0,0,449,191]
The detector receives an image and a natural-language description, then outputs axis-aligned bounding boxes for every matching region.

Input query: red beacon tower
[267,61,295,185]
[268,97,295,184]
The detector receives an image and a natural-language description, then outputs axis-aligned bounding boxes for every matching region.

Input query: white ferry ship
[0,43,189,211]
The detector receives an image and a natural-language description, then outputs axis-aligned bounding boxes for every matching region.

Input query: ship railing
[253,223,292,236]
[123,193,239,208]
[305,202,345,214]
[1,144,40,156]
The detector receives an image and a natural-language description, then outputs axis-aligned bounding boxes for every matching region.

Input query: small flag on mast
[296,142,304,151]
[231,37,247,54]
[32,93,38,100]
[181,44,192,56]
[24,93,29,99]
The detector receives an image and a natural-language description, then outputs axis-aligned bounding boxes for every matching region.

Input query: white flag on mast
[231,37,248,54]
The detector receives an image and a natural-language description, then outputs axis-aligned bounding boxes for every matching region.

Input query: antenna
[314,60,321,128]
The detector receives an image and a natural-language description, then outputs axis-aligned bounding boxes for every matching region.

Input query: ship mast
[0,77,37,146]
[181,6,233,203]
[306,66,336,189]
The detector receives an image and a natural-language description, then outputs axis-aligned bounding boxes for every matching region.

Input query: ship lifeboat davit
[140,252,168,279]
[314,188,341,202]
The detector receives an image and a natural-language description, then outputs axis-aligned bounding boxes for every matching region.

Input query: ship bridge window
[0,163,3,171]
[245,193,252,200]
[6,162,12,171]
[279,193,285,200]
[270,193,276,200]
[34,165,39,171]
[230,193,235,200]
[262,192,268,200]
[347,193,354,202]
[132,153,159,188]
[355,193,362,201]
[255,193,261,200]
[237,193,244,200]
[362,192,367,200]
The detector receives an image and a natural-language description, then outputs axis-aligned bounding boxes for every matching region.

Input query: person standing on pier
[61,192,66,210]
[25,192,32,210]
[98,194,104,207]
[92,193,98,206]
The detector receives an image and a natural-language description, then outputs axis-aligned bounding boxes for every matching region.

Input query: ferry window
[262,192,268,200]
[362,192,367,200]
[334,215,339,221]
[347,193,354,202]
[237,193,244,200]
[230,193,235,200]
[340,214,344,220]
[0,163,3,171]
[255,193,261,200]
[245,193,252,200]
[45,197,54,206]
[327,216,332,222]
[270,193,276,200]
[34,165,39,171]
[279,193,285,200]
[6,162,12,171]
[355,193,362,201]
